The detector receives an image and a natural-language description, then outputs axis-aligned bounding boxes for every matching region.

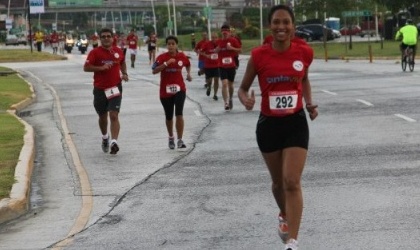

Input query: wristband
[164,61,168,66]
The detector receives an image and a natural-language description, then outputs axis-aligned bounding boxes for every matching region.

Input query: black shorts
[219,67,236,82]
[204,68,220,79]
[256,110,309,153]
[160,91,186,120]
[148,46,156,52]
[93,84,122,115]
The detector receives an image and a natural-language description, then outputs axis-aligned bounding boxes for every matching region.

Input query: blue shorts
[198,60,204,70]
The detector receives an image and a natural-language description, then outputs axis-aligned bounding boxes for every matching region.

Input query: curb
[0,73,36,225]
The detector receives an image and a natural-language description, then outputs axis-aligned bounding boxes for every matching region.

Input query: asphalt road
[0,45,420,250]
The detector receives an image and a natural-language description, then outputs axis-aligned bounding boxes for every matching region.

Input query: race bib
[104,86,121,99]
[210,53,218,60]
[222,57,233,64]
[166,84,181,94]
[150,42,156,46]
[268,91,298,110]
[129,41,135,45]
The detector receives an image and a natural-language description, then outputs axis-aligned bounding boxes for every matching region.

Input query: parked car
[332,29,341,38]
[340,25,362,36]
[295,28,313,42]
[296,24,334,41]
[16,34,27,45]
[5,34,19,46]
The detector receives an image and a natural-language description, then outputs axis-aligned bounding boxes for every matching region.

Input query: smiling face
[270,9,294,43]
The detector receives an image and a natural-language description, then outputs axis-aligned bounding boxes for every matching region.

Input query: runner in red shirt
[152,35,192,150]
[126,29,138,68]
[199,32,220,100]
[194,32,208,77]
[90,32,99,48]
[83,27,129,155]
[238,5,318,250]
[217,24,241,111]
[50,30,59,54]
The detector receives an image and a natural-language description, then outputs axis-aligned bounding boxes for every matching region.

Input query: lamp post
[166,0,172,35]
[172,0,177,36]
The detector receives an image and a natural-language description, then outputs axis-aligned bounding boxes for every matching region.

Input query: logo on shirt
[114,53,120,59]
[178,60,183,67]
[293,60,304,71]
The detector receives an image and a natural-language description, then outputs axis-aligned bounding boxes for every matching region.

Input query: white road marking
[394,114,416,122]
[321,89,337,95]
[356,99,374,106]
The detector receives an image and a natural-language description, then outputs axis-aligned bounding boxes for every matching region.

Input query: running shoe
[206,85,211,96]
[168,137,175,149]
[177,139,186,149]
[131,62,134,68]
[224,103,230,111]
[284,239,298,250]
[213,95,218,101]
[278,214,289,244]
[110,142,119,155]
[101,137,109,153]
[229,99,233,110]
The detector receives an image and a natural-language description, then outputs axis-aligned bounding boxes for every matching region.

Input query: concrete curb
[0,73,35,225]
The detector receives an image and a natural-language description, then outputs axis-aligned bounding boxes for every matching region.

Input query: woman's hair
[268,4,295,24]
[166,35,178,44]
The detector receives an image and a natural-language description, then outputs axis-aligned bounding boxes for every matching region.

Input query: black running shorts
[93,84,122,115]
[256,109,309,153]
[219,67,236,82]
[160,91,186,120]
[204,68,220,79]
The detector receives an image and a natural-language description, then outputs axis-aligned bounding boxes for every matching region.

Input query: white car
[5,34,19,46]
[332,29,341,38]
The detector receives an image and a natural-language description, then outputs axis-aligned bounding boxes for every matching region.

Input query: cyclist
[395,19,418,60]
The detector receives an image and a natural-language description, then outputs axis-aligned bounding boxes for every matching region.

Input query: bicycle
[401,46,415,72]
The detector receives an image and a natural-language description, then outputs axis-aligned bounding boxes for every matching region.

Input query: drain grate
[18,110,32,117]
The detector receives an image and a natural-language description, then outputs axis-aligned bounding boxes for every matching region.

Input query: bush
[242,25,260,38]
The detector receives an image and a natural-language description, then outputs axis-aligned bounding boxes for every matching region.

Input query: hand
[122,74,129,82]
[242,89,255,111]
[102,63,112,71]
[167,58,176,65]
[306,104,318,120]
[186,73,192,82]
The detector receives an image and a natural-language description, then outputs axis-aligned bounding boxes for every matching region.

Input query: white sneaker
[285,238,298,250]
[278,214,289,244]
[177,139,186,149]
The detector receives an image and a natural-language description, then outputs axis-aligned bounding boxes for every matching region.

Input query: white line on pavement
[394,114,416,122]
[356,99,374,106]
[321,90,337,95]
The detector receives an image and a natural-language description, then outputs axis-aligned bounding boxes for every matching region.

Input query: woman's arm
[302,68,318,120]
[238,56,257,110]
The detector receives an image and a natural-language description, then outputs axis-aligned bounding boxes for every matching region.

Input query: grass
[0,49,66,63]
[0,67,32,200]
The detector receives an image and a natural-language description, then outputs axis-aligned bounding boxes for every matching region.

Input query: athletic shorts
[204,68,220,79]
[128,48,137,55]
[160,91,186,120]
[148,46,156,51]
[256,109,309,153]
[219,67,236,82]
[93,84,122,115]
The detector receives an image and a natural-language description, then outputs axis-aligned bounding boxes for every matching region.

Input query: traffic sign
[342,10,371,17]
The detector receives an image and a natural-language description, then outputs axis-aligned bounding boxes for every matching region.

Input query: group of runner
[194,25,242,110]
[83,4,317,249]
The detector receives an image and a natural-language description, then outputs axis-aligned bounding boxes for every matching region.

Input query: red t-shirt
[217,37,241,68]
[126,34,138,49]
[84,46,125,90]
[201,40,220,69]
[155,52,191,98]
[195,39,208,61]
[50,33,59,43]
[112,34,119,47]
[251,42,313,117]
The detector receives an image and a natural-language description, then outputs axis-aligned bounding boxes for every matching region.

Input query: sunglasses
[101,35,112,39]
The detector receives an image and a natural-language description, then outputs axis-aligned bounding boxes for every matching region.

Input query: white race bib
[222,57,233,64]
[268,91,298,110]
[166,84,181,94]
[210,53,218,60]
[104,86,121,99]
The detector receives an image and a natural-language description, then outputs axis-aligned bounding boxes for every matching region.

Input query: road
[1,45,420,250]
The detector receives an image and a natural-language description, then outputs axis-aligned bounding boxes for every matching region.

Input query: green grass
[0,66,32,200]
[0,49,66,63]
